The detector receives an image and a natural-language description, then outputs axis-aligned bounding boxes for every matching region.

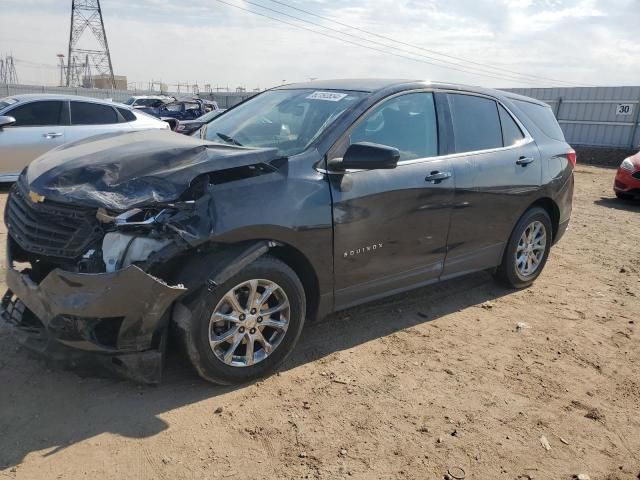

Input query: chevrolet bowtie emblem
[28,191,45,203]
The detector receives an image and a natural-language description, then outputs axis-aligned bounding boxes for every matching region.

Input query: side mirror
[335,142,400,171]
[0,116,16,131]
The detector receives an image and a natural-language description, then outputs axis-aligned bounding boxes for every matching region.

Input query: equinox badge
[344,242,383,258]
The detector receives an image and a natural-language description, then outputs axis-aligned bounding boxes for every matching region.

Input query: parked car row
[0,94,227,180]
[125,95,219,130]
[174,108,226,134]
[137,98,218,120]
[0,94,169,181]
[123,94,175,108]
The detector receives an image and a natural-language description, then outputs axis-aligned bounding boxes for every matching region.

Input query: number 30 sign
[616,104,634,116]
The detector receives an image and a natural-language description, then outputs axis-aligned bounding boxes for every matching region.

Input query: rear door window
[71,102,119,125]
[6,101,64,126]
[498,105,525,146]
[448,94,502,153]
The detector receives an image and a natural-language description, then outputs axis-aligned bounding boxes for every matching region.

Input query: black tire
[179,255,306,385]
[494,207,553,289]
[615,192,634,200]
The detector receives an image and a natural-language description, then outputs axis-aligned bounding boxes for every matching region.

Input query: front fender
[172,240,273,292]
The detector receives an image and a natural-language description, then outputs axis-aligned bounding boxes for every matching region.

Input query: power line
[266,0,590,87]
[246,0,585,87]
[13,58,59,70]
[210,0,539,85]
[212,0,584,86]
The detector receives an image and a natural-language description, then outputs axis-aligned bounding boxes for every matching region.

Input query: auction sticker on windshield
[306,91,348,102]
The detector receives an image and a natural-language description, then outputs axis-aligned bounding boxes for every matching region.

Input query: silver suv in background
[0,94,170,181]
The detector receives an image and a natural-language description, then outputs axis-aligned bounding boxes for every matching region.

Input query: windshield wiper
[216,132,243,146]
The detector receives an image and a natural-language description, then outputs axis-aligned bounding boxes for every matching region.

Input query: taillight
[567,149,577,168]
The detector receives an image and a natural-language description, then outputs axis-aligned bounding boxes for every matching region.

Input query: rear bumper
[1,257,186,383]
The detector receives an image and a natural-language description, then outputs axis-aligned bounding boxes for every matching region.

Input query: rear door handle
[43,132,63,139]
[425,171,452,183]
[516,156,535,166]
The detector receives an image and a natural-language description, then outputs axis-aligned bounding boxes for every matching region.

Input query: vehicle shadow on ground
[0,271,511,469]
[594,196,640,212]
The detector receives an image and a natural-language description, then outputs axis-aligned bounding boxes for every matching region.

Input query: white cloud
[0,0,638,89]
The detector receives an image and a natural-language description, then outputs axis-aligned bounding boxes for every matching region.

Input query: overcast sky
[0,0,638,90]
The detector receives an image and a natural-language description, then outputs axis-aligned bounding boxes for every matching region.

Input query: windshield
[124,97,135,105]
[0,97,20,111]
[203,89,367,156]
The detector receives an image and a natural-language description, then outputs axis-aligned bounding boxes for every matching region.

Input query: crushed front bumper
[1,262,186,383]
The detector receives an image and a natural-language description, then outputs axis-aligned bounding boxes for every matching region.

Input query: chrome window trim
[319,88,535,174]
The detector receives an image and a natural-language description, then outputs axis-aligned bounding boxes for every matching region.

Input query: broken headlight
[96,207,170,227]
[115,208,168,226]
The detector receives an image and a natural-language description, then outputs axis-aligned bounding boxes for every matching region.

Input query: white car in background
[0,94,170,181]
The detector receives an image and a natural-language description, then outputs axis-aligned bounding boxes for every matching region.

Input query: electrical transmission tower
[0,55,19,84]
[66,0,115,88]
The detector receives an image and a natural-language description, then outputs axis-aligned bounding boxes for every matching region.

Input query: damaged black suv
[2,79,574,384]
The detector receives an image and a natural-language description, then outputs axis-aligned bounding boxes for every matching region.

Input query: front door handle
[43,132,63,139]
[425,171,452,183]
[516,156,535,166]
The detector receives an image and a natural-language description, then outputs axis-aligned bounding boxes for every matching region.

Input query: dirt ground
[0,164,638,480]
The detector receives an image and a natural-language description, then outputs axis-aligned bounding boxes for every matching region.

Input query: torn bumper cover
[1,262,186,383]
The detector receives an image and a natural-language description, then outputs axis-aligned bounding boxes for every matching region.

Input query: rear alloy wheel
[514,220,546,277]
[181,256,306,385]
[495,207,553,288]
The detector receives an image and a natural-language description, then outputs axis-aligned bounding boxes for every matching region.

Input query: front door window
[349,92,438,161]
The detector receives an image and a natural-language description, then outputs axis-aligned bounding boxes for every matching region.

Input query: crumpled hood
[25,129,281,211]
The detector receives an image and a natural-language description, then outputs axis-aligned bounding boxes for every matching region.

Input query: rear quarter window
[118,107,137,122]
[512,99,565,141]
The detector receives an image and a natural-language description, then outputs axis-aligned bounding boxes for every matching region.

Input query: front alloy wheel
[180,255,306,385]
[209,279,290,367]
